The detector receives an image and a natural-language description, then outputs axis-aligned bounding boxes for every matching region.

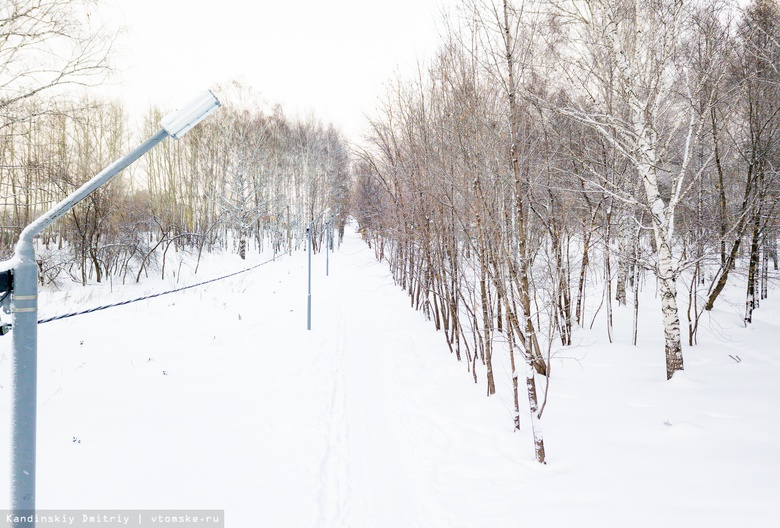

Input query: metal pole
[306,226,312,330]
[8,129,168,526]
[10,238,37,519]
[305,212,327,330]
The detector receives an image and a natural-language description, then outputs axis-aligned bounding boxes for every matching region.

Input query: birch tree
[553,0,724,379]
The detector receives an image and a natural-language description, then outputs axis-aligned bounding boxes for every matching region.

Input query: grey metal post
[305,212,326,330]
[306,226,312,330]
[10,238,38,518]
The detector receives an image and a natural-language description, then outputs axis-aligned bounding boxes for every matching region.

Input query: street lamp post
[306,224,312,330]
[0,90,220,525]
[305,212,327,330]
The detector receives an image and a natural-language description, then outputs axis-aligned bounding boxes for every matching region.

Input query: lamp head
[161,90,221,139]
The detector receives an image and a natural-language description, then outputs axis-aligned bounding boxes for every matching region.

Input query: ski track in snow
[316,241,440,527]
[1,224,779,527]
[316,287,351,526]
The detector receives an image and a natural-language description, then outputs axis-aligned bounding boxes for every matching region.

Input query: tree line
[0,83,350,285]
[352,0,780,463]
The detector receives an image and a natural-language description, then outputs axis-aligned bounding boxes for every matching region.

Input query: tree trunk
[744,209,762,325]
[712,105,729,267]
[761,239,769,300]
[633,89,684,378]
[615,210,634,306]
[502,0,547,378]
[576,228,591,326]
[474,178,495,394]
[658,239,684,379]
[525,355,546,464]
[507,329,521,432]
[603,205,613,343]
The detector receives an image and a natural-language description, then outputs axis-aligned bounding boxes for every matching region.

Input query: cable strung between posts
[37,254,284,325]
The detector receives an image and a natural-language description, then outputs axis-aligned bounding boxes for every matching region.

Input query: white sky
[99,0,456,142]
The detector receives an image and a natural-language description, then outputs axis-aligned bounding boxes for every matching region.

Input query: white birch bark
[555,0,703,379]
[525,354,546,464]
[632,107,684,379]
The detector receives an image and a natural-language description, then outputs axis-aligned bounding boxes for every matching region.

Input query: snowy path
[308,234,522,526]
[0,227,525,526]
[1,225,779,527]
[314,241,448,527]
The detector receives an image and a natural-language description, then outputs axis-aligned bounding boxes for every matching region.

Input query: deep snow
[1,225,779,527]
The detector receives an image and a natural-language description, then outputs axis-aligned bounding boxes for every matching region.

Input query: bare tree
[0,0,114,129]
[700,0,780,322]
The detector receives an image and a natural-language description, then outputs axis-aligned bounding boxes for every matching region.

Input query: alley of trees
[3,0,780,464]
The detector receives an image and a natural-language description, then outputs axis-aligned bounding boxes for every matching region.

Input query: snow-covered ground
[1,225,778,527]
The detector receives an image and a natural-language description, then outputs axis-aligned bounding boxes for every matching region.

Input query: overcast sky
[100,0,455,141]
